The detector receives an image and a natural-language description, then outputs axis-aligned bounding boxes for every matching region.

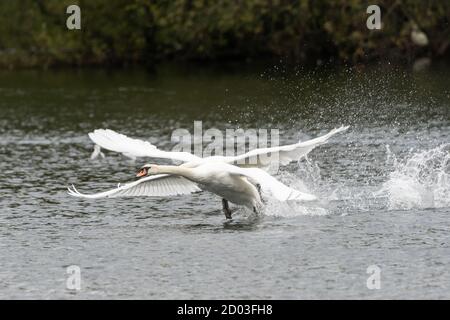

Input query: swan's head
[136,164,159,177]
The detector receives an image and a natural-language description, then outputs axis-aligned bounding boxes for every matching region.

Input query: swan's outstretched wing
[224,126,349,167]
[88,129,201,163]
[88,126,348,167]
[68,174,201,199]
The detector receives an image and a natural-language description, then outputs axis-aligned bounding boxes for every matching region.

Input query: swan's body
[69,126,349,218]
[160,163,263,210]
[199,172,260,210]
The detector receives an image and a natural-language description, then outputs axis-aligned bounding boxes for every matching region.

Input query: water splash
[264,159,331,217]
[263,198,330,217]
[263,144,449,217]
[377,144,449,210]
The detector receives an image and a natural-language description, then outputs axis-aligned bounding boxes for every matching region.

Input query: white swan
[68,126,349,218]
[69,162,318,218]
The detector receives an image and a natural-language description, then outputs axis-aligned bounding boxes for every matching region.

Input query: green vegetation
[0,0,448,68]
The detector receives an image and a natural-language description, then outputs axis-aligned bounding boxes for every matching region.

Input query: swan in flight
[68,126,349,218]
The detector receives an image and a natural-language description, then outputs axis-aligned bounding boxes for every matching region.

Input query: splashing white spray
[251,144,449,218]
[263,159,330,217]
[377,144,449,210]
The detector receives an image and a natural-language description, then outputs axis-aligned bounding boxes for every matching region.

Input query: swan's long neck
[156,165,194,179]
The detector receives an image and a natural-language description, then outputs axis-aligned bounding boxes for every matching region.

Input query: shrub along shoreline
[0,0,448,69]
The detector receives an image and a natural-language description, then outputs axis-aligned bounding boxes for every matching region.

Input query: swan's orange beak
[136,168,147,178]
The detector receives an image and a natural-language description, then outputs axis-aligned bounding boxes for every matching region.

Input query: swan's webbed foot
[222,198,232,219]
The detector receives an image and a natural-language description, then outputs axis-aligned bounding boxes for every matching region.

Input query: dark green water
[0,63,449,298]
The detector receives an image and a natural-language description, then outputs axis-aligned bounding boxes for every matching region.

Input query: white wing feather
[88,129,200,162]
[90,144,105,160]
[225,126,349,167]
[68,174,201,199]
[87,126,348,168]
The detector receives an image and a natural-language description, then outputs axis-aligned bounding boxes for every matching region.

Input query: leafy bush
[0,0,448,68]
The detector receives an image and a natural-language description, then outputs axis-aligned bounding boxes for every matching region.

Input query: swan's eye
[136,167,148,178]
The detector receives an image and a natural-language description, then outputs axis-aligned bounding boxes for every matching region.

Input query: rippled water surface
[0,64,449,299]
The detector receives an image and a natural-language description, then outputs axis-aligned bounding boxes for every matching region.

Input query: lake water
[0,63,449,299]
